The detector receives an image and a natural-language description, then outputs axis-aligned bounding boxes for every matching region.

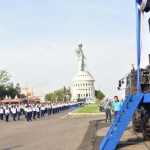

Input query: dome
[72,71,95,82]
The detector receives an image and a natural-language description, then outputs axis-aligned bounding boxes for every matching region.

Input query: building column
[82,87,84,98]
[91,87,93,98]
[77,87,79,98]
[75,88,77,99]
[93,87,95,97]
[84,88,86,98]
[73,85,75,99]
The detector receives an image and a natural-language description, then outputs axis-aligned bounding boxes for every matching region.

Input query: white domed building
[71,44,95,102]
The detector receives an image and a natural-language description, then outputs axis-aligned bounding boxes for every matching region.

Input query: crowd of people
[0,102,78,123]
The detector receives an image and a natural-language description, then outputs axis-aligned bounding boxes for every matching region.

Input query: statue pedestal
[71,71,95,102]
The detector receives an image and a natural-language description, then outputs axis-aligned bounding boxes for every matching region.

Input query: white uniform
[41,106,45,110]
[36,106,40,112]
[0,107,3,114]
[12,107,17,114]
[5,109,10,115]
[16,107,21,112]
[33,107,36,111]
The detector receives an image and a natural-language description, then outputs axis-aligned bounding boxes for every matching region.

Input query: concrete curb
[68,112,105,118]
[68,104,105,117]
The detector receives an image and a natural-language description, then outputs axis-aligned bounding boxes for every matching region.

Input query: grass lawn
[73,103,99,113]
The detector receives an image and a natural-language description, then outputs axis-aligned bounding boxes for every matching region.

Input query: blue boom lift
[100,1,150,150]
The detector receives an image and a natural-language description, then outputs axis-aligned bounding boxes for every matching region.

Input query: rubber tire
[145,113,150,140]
[141,109,150,141]
[141,117,146,141]
[132,108,141,132]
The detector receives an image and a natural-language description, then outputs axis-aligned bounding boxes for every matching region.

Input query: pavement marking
[61,115,68,118]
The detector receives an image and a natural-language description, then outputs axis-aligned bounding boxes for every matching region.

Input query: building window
[81,83,82,86]
[86,83,87,86]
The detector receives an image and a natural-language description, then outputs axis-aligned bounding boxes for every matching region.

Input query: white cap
[105,95,108,98]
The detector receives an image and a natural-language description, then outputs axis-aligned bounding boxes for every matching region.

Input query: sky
[0,0,150,99]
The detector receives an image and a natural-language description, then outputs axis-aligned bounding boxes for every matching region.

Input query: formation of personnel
[0,102,78,123]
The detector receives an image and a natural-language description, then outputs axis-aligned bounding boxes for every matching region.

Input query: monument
[71,44,95,102]
[75,44,86,71]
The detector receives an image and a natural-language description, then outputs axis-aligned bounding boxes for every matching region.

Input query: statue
[75,44,86,71]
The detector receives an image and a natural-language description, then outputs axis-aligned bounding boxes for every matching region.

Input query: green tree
[95,90,105,100]
[63,86,66,93]
[0,69,11,86]
[68,86,71,93]
[6,84,19,99]
[45,93,51,101]
[45,86,72,102]
[15,83,21,94]
[0,70,20,100]
[51,93,57,102]
[54,89,64,101]
[0,85,7,100]
[45,86,70,102]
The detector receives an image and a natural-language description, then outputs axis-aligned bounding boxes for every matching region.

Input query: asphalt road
[1,111,149,150]
[0,110,104,150]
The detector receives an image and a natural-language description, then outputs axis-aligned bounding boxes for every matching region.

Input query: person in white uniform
[5,105,10,123]
[0,105,4,121]
[33,105,36,120]
[16,105,21,120]
[11,105,17,121]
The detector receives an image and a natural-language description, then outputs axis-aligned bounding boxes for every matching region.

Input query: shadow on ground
[93,120,111,150]
[78,119,111,150]
[2,145,23,150]
[92,120,145,150]
[116,138,144,149]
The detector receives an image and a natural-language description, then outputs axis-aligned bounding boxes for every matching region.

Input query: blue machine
[100,1,150,149]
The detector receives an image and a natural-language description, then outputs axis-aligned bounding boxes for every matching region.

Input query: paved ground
[95,120,150,150]
[0,110,103,150]
[1,111,150,150]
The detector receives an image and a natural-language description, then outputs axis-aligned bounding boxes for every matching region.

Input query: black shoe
[105,120,108,122]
